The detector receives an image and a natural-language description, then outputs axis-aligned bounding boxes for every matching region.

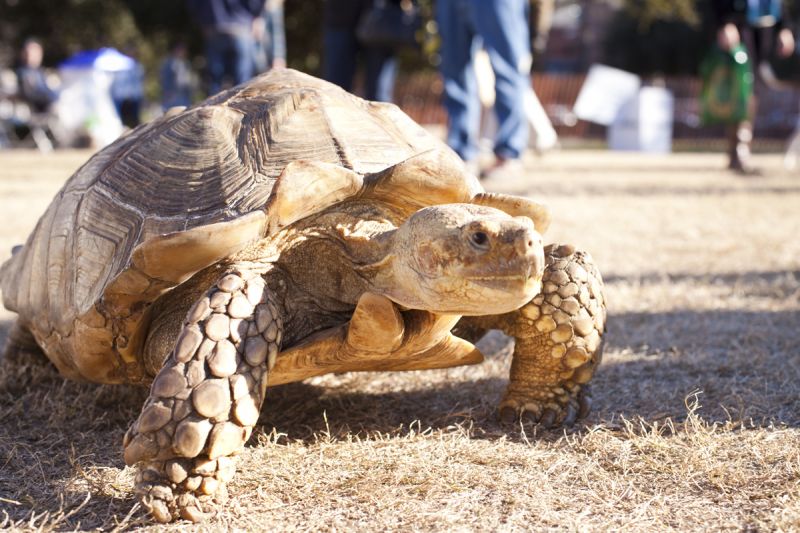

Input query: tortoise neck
[254,210,400,348]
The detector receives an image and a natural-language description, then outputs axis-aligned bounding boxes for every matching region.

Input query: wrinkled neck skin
[235,201,405,348]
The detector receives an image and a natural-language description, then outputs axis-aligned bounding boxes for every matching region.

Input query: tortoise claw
[578,389,593,420]
[177,493,215,523]
[539,408,558,429]
[499,406,517,424]
[500,383,593,429]
[521,409,540,425]
[180,505,209,523]
[562,403,578,427]
[148,498,172,523]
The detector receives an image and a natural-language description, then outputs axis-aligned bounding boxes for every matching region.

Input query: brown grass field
[0,149,798,531]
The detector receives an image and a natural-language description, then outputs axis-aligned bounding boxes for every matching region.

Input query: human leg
[472,0,531,160]
[204,31,227,95]
[729,25,760,174]
[231,30,255,86]
[436,0,481,162]
[322,29,360,93]
[119,99,141,128]
[364,46,398,102]
[728,120,758,174]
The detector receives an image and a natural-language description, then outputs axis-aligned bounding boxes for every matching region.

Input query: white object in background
[56,48,135,148]
[573,64,641,126]
[607,86,674,153]
[474,49,558,153]
[525,87,558,151]
[475,49,496,108]
[474,49,497,154]
[56,68,122,148]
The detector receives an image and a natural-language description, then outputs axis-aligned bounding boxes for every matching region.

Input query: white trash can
[56,48,136,148]
[607,86,675,153]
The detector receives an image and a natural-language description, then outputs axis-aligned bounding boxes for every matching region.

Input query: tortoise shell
[1,69,474,384]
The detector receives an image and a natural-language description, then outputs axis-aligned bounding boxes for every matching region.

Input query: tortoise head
[373,204,544,315]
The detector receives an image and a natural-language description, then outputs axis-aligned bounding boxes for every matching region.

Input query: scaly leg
[454,243,606,427]
[123,268,282,522]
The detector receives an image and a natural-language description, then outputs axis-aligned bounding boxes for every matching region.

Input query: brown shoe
[728,144,762,176]
[728,124,761,176]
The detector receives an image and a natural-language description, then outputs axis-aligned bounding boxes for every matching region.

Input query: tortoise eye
[470,231,489,249]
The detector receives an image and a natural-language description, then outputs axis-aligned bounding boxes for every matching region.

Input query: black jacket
[323,0,402,30]
[187,0,266,32]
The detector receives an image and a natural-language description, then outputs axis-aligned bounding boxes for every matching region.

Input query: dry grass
[0,149,799,531]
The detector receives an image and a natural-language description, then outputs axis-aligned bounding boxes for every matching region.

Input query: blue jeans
[322,29,398,102]
[436,0,531,161]
[205,29,254,95]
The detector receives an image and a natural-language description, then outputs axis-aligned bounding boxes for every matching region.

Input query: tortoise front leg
[123,268,282,522]
[271,292,484,384]
[455,243,606,428]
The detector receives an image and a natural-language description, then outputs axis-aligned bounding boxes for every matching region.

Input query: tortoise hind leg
[123,268,282,522]
[2,320,48,365]
[455,244,606,428]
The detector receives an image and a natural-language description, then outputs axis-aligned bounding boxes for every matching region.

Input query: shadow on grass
[0,318,147,528]
[598,307,800,428]
[258,312,800,443]
[265,302,800,443]
[604,269,800,288]
[0,301,798,526]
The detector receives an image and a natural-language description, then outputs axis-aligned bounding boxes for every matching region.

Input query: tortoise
[0,69,606,522]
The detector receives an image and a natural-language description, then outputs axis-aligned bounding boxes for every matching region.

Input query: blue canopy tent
[60,48,137,73]
[56,48,137,147]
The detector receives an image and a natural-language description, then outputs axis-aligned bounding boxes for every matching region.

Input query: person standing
[160,41,196,111]
[711,0,796,174]
[187,0,266,95]
[15,38,60,149]
[436,0,531,179]
[322,0,399,102]
[111,45,145,129]
[16,38,58,113]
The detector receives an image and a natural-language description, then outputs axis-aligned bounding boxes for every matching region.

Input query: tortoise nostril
[470,231,489,249]
[527,239,533,248]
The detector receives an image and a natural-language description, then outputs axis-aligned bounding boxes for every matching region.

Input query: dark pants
[205,29,255,95]
[322,29,398,102]
[436,0,531,161]
[115,99,141,129]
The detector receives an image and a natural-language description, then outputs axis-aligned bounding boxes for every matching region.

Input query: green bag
[700,44,754,125]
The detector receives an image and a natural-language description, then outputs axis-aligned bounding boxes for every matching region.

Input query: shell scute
[0,69,462,384]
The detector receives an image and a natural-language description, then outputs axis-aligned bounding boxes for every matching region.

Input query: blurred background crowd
[1,0,800,176]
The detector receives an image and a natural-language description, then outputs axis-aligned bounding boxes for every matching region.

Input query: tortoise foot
[135,456,235,522]
[124,269,282,522]
[499,384,592,429]
[490,244,604,430]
